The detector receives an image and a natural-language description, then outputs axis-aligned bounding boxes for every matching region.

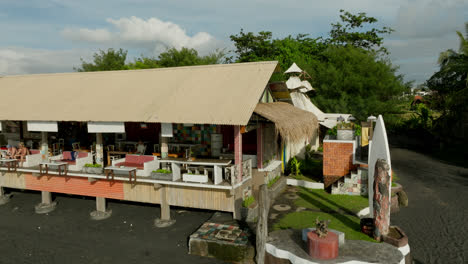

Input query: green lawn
[295,188,368,214]
[290,174,317,182]
[273,211,377,243]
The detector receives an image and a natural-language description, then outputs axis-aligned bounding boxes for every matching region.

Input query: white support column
[161,136,169,159]
[41,132,48,161]
[96,133,104,166]
[90,196,112,220]
[35,191,56,214]
[154,184,176,227]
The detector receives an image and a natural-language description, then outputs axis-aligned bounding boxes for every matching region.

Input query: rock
[398,190,409,207]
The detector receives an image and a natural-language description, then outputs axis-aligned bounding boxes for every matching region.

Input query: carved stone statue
[373,159,391,241]
[315,217,330,238]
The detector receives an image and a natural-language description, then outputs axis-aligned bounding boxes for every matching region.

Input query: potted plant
[187,150,196,161]
[151,169,173,181]
[240,195,258,222]
[354,124,362,146]
[83,163,104,174]
[337,122,354,140]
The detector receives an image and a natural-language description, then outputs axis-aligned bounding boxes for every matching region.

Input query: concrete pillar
[41,191,52,204]
[154,185,176,227]
[41,132,48,162]
[257,124,263,169]
[35,191,56,214]
[90,196,112,220]
[161,136,169,159]
[234,125,243,181]
[0,187,11,205]
[96,133,104,166]
[160,186,170,221]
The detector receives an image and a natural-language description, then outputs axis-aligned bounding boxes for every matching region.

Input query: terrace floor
[0,166,238,190]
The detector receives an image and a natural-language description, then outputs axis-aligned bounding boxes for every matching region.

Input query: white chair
[72,142,80,151]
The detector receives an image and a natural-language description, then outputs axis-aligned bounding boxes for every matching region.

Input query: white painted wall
[27,121,58,132]
[368,115,391,218]
[87,122,125,133]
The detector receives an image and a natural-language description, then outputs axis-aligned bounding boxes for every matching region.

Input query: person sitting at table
[5,145,18,159]
[136,140,146,155]
[15,142,30,167]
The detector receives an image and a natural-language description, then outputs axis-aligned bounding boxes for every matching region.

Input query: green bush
[153,169,172,174]
[84,163,102,168]
[354,124,362,136]
[242,195,255,208]
[327,125,337,136]
[268,176,280,188]
[290,157,301,176]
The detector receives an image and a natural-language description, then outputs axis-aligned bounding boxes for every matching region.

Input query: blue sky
[1,0,467,84]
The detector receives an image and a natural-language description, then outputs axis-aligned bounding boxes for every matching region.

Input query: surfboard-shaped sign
[368,115,392,217]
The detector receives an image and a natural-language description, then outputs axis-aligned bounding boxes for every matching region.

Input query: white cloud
[0,47,91,76]
[394,0,466,39]
[62,28,113,43]
[61,16,224,55]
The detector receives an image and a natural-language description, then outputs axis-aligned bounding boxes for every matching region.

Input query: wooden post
[234,125,243,180]
[41,132,48,161]
[373,159,391,241]
[256,184,269,264]
[257,124,263,169]
[96,133,104,166]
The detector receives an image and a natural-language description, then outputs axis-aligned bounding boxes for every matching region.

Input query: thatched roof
[254,102,318,143]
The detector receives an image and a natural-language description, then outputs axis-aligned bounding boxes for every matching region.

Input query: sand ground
[390,147,468,264]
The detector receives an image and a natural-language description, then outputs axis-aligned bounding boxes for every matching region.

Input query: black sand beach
[390,147,468,264]
[0,191,224,264]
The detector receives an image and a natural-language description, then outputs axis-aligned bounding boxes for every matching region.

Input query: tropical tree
[75,47,225,72]
[229,10,408,121]
[427,22,468,120]
[74,48,128,72]
[327,9,394,55]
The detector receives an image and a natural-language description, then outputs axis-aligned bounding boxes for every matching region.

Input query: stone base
[90,210,112,220]
[0,194,12,205]
[154,218,176,228]
[35,202,57,214]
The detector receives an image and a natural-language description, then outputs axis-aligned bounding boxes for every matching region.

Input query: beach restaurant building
[0,61,318,220]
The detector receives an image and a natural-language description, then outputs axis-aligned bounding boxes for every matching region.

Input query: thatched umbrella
[254,102,318,143]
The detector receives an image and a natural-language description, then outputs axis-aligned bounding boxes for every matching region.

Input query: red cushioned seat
[138,155,154,163]
[30,149,40,155]
[77,152,88,158]
[115,162,143,170]
[62,151,73,160]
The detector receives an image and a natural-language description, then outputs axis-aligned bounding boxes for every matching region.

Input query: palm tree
[436,22,468,87]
